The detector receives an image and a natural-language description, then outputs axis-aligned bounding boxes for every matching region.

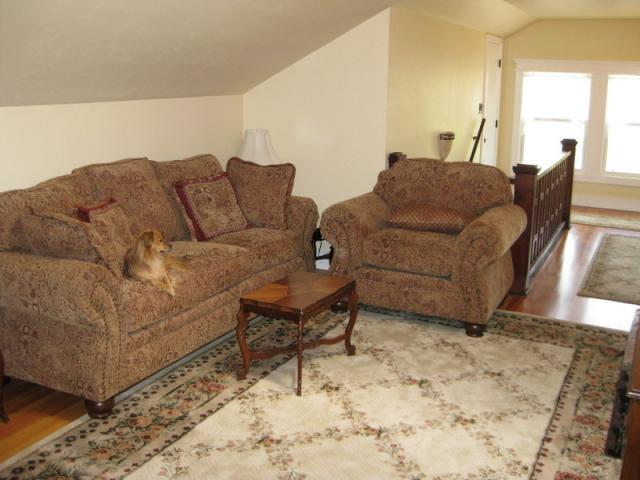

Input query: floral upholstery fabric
[152,154,225,240]
[374,159,513,217]
[213,227,300,272]
[286,196,320,271]
[321,162,527,328]
[21,211,103,264]
[119,241,253,333]
[363,228,456,277]
[0,175,89,252]
[386,205,473,233]
[319,192,391,275]
[73,158,179,240]
[175,174,249,240]
[76,199,134,275]
[0,155,318,405]
[226,157,295,229]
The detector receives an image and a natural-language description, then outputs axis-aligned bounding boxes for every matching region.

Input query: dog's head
[138,230,172,254]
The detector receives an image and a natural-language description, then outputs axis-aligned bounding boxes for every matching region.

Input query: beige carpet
[579,234,640,305]
[0,310,626,480]
[572,209,640,232]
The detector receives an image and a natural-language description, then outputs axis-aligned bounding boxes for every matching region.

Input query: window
[512,60,640,186]
[605,75,640,175]
[520,72,590,169]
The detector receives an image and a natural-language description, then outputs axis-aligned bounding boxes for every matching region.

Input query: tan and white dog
[124,230,188,296]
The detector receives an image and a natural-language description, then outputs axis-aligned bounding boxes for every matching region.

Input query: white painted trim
[514,59,640,74]
[572,193,640,212]
[481,35,503,166]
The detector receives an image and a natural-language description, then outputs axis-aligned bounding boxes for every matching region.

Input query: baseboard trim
[572,194,640,212]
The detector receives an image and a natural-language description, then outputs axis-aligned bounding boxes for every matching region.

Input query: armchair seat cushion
[363,228,456,277]
[119,241,253,333]
[213,227,300,271]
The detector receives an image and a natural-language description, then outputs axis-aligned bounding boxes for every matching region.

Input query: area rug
[578,234,640,305]
[0,309,626,480]
[572,208,640,232]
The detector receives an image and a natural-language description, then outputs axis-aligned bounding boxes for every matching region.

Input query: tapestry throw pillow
[175,173,249,241]
[75,198,134,274]
[386,205,474,234]
[152,154,225,240]
[226,157,295,229]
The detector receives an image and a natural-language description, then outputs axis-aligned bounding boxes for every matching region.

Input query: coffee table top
[240,271,354,317]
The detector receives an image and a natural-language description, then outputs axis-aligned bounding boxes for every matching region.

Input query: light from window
[520,72,591,169]
[605,75,640,175]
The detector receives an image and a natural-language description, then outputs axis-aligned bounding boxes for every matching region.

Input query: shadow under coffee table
[235,271,358,396]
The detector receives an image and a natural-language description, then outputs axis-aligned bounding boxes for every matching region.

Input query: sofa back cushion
[73,158,179,240]
[0,173,91,252]
[226,157,295,229]
[21,200,132,276]
[374,159,513,217]
[152,154,225,240]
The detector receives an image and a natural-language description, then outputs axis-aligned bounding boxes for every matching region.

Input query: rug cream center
[127,311,574,480]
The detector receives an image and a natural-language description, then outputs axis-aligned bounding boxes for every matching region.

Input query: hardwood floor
[1,206,639,463]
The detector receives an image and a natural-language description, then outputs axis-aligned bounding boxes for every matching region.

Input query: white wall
[243,10,390,213]
[0,95,243,191]
[386,8,485,162]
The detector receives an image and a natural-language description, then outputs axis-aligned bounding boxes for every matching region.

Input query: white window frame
[511,59,640,187]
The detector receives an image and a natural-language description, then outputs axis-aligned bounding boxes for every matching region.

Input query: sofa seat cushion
[363,228,456,277]
[213,227,300,271]
[119,241,254,333]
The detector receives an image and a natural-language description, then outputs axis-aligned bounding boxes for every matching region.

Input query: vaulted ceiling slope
[2,0,640,107]
[0,0,400,106]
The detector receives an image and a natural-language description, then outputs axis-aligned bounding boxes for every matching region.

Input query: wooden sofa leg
[465,323,486,338]
[85,397,115,419]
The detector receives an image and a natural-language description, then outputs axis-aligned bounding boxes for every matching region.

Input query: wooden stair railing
[510,139,577,295]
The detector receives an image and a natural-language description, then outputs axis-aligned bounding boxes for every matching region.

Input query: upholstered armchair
[320,158,527,337]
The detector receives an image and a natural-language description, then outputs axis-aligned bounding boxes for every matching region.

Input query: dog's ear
[139,230,155,247]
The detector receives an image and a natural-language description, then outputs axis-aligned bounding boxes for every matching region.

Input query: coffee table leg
[297,318,303,396]
[0,350,8,422]
[236,308,251,380]
[345,290,358,356]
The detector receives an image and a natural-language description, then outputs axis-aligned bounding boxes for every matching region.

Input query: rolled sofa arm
[0,251,121,328]
[453,203,527,280]
[319,192,391,275]
[0,251,123,400]
[287,196,319,271]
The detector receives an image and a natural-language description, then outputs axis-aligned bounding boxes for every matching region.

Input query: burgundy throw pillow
[386,205,474,234]
[175,174,249,241]
[226,157,295,229]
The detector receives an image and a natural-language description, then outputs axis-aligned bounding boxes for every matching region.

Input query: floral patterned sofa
[320,158,526,337]
[0,154,318,417]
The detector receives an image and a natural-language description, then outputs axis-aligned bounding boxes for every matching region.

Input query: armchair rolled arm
[286,196,319,271]
[319,192,391,275]
[453,204,527,280]
[0,252,121,328]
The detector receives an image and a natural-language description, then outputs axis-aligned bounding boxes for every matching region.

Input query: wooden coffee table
[235,271,358,396]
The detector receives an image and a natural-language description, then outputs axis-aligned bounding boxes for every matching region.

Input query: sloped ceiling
[2,0,640,107]
[0,0,400,106]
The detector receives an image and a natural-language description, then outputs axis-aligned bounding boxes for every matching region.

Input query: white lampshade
[239,129,281,165]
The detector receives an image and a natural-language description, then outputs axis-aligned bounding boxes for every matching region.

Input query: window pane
[521,72,591,169]
[605,75,640,174]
